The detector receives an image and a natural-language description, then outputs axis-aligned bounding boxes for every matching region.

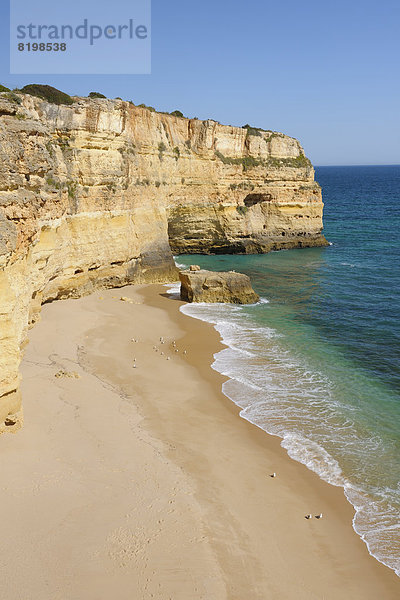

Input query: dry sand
[0,283,399,599]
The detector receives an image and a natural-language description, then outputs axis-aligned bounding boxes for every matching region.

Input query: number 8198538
[18,43,67,51]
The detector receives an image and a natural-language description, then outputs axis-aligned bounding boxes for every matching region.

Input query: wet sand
[0,283,398,599]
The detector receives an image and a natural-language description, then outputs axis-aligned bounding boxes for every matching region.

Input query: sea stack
[179,269,259,304]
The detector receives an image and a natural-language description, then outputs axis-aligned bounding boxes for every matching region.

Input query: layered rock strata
[179,269,259,304]
[0,92,327,431]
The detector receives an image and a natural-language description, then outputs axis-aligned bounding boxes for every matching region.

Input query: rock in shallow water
[179,269,259,304]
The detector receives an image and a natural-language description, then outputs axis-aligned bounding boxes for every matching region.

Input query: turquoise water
[175,165,400,575]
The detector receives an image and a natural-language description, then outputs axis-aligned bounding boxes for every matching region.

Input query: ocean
[174,165,400,576]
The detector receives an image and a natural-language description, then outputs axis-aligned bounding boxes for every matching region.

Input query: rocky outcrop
[179,269,259,304]
[0,91,327,432]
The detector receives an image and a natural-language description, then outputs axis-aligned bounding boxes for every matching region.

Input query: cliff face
[167,127,326,254]
[0,92,327,431]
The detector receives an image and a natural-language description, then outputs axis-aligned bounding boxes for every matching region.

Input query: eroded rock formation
[179,269,259,304]
[0,91,327,431]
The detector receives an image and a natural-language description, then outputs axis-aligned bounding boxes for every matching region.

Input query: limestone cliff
[0,91,327,431]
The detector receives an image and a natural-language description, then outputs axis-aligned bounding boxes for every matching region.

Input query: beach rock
[0,97,17,116]
[0,91,325,432]
[189,265,201,271]
[55,370,80,379]
[0,411,23,434]
[179,269,259,304]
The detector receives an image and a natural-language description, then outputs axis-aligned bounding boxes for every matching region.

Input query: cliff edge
[0,90,327,431]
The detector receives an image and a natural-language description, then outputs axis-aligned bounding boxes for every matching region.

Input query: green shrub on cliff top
[19,84,74,105]
[0,84,11,92]
[88,91,106,99]
[5,92,22,105]
[138,103,156,112]
[243,124,262,137]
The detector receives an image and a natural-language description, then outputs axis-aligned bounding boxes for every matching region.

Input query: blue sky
[1,0,399,165]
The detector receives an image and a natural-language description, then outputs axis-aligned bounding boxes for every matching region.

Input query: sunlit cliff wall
[0,93,327,431]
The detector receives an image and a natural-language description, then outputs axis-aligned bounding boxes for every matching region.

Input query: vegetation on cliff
[88,91,106,99]
[19,84,74,105]
[2,92,22,105]
[2,84,296,144]
[243,124,263,137]
[215,150,312,170]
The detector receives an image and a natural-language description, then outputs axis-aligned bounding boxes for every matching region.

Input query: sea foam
[173,288,400,576]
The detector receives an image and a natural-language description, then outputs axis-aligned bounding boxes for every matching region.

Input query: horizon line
[315,163,400,168]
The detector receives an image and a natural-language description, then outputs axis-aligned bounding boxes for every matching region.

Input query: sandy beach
[0,283,399,600]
